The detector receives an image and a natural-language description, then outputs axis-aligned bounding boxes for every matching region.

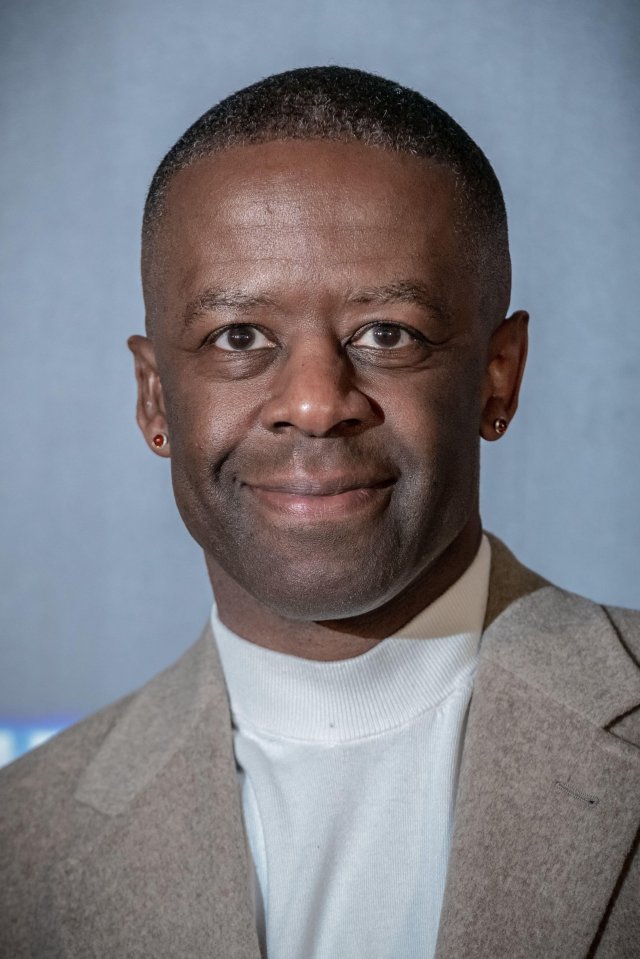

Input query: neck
[206,514,483,661]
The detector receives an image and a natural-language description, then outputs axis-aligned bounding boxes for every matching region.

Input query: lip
[243,475,396,520]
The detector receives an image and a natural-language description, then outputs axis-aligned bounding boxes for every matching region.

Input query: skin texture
[129,139,528,660]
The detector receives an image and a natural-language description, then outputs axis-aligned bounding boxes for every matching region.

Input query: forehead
[146,140,468,317]
[163,139,459,241]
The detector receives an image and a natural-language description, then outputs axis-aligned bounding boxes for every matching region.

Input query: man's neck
[206,515,483,661]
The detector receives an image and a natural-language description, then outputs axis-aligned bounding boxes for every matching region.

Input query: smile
[243,477,396,520]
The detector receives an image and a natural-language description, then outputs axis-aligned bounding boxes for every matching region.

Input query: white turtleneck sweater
[211,535,491,959]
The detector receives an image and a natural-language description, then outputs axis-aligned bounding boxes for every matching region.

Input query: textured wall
[1,0,638,718]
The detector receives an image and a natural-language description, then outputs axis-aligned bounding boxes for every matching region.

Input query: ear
[127,334,171,457]
[480,310,529,442]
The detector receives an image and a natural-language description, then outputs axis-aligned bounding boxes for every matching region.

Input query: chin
[254,592,380,623]
[240,563,404,622]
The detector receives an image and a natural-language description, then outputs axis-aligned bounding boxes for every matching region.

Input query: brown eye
[213,325,274,351]
[352,323,418,350]
[372,325,403,347]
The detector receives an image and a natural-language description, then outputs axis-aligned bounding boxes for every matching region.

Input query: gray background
[1,0,639,719]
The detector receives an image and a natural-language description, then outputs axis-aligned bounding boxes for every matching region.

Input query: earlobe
[127,334,171,456]
[480,310,529,442]
[152,431,169,450]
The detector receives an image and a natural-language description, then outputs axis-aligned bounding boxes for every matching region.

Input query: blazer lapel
[49,628,261,959]
[436,540,640,959]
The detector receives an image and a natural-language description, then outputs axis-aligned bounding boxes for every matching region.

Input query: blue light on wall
[0,720,76,769]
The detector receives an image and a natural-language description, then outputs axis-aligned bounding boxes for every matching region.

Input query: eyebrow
[182,280,451,330]
[347,282,451,324]
[182,288,275,329]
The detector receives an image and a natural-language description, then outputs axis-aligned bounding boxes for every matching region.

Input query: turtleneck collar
[211,535,490,743]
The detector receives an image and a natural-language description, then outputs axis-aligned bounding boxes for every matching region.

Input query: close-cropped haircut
[142,66,511,328]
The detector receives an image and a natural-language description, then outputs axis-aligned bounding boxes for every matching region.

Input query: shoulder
[485,532,640,645]
[0,630,220,953]
[0,691,135,873]
[602,603,640,662]
[0,625,217,816]
[0,690,134,816]
[481,538,640,739]
[0,692,135,953]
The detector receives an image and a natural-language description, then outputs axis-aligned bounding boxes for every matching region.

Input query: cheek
[379,366,483,528]
[380,363,482,456]
[163,370,262,466]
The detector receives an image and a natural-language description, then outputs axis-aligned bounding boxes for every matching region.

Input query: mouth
[243,475,396,520]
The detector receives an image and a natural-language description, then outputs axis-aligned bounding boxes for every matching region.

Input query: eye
[211,325,274,352]
[351,322,422,350]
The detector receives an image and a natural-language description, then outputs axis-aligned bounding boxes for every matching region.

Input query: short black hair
[142,66,510,327]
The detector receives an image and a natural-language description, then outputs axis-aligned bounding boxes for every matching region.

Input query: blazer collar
[482,533,640,726]
[59,628,261,959]
[75,621,226,815]
[436,537,640,958]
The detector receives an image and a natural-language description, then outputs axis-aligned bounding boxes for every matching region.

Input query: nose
[260,339,380,437]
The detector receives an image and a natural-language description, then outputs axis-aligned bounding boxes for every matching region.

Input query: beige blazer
[1,536,639,958]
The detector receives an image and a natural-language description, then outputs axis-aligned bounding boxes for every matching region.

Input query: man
[1,67,638,959]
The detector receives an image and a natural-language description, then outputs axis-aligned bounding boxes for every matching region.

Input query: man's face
[139,140,499,620]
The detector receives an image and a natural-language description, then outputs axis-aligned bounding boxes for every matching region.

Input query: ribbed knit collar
[211,535,491,743]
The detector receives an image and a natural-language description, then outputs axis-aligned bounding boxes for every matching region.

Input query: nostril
[261,369,383,436]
